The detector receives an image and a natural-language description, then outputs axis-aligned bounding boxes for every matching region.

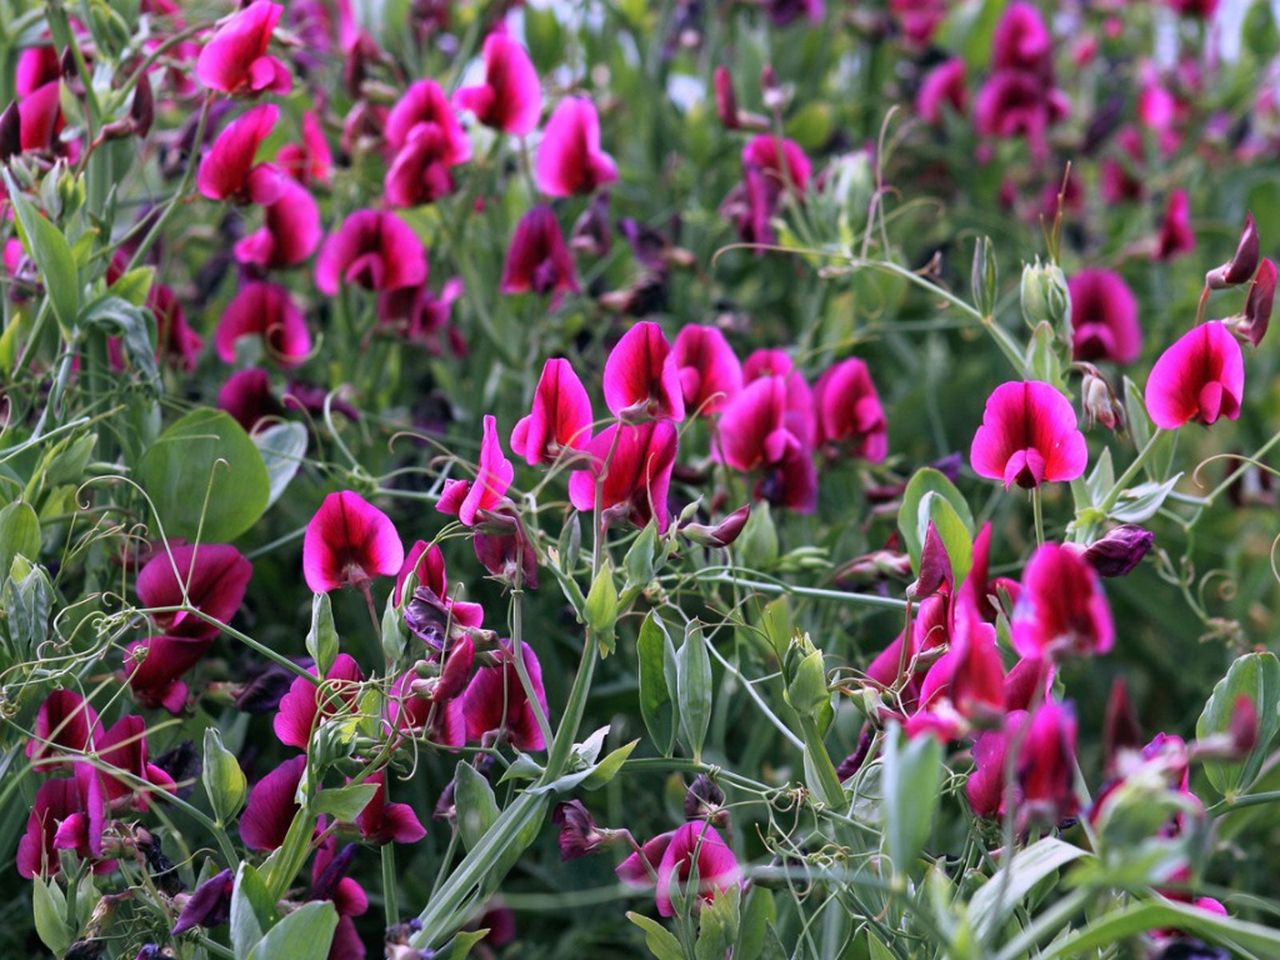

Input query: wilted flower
[1144,322,1244,429]
[1081,524,1154,578]
[395,540,484,626]
[970,381,1087,490]
[553,800,610,860]
[684,774,728,826]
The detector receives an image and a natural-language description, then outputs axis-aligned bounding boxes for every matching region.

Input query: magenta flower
[716,373,818,512]
[510,358,594,465]
[535,97,617,197]
[136,544,253,639]
[743,134,811,194]
[966,711,1020,818]
[235,178,322,269]
[274,653,365,749]
[568,420,679,532]
[217,367,280,432]
[302,490,405,593]
[1233,256,1277,347]
[172,868,234,934]
[462,640,549,750]
[315,209,428,295]
[196,1,292,96]
[377,276,466,355]
[500,205,580,299]
[969,381,1087,490]
[616,821,740,918]
[394,540,485,627]
[27,689,99,767]
[122,635,212,714]
[742,348,795,381]
[1012,543,1114,659]
[1144,321,1244,429]
[916,58,968,123]
[17,768,109,878]
[1206,212,1259,290]
[385,124,461,207]
[97,715,176,811]
[384,79,471,164]
[992,2,1053,76]
[353,771,426,845]
[1068,268,1142,364]
[386,671,466,748]
[1154,189,1195,261]
[672,324,743,415]
[603,322,686,422]
[240,755,305,851]
[1019,701,1080,822]
[278,111,332,186]
[309,840,368,960]
[973,71,1069,149]
[15,81,64,155]
[197,104,282,204]
[814,358,887,462]
[455,33,541,136]
[216,281,311,367]
[437,415,515,527]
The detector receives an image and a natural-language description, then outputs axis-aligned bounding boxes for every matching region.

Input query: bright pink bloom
[16,81,64,154]
[992,2,1053,76]
[455,33,541,136]
[891,0,948,46]
[672,325,743,415]
[1012,543,1114,658]
[1154,189,1195,261]
[1019,701,1079,822]
[716,373,818,512]
[122,635,211,713]
[302,491,405,593]
[15,47,58,97]
[743,135,811,193]
[462,640,549,750]
[315,209,428,295]
[97,715,176,811]
[1068,268,1142,364]
[973,71,1070,149]
[278,111,332,186]
[136,544,253,640]
[235,177,322,269]
[1144,321,1244,429]
[510,358,594,465]
[743,348,795,381]
[27,690,99,766]
[385,123,461,207]
[216,282,311,366]
[603,322,686,422]
[394,540,485,629]
[917,58,968,123]
[917,610,1005,728]
[437,415,514,526]
[966,710,1022,818]
[616,821,740,918]
[240,755,305,851]
[274,654,365,749]
[196,1,292,96]
[17,769,109,878]
[814,358,887,461]
[568,420,679,532]
[384,79,471,163]
[535,97,617,197]
[499,206,579,299]
[354,771,426,845]
[969,381,1087,490]
[197,104,282,203]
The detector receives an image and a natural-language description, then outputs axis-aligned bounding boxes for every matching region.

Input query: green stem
[381,842,399,927]
[800,716,847,809]
[1209,789,1280,815]
[692,572,907,610]
[1031,487,1045,547]
[1100,428,1165,515]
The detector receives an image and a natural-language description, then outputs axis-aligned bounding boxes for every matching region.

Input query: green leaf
[80,295,158,388]
[1084,447,1114,507]
[736,887,776,960]
[248,901,338,960]
[3,556,52,656]
[313,783,378,822]
[626,912,685,960]
[0,501,40,575]
[109,265,154,306]
[137,408,270,542]
[32,875,71,956]
[3,170,79,334]
[230,863,278,960]
[1196,652,1280,795]
[967,837,1087,941]
[1109,474,1182,524]
[306,592,339,676]
[454,762,499,851]
[253,422,308,510]
[1037,898,1280,959]
[696,884,740,960]
[582,738,640,790]
[677,621,713,761]
[203,727,247,824]
[917,491,974,589]
[899,468,974,572]
[637,612,677,755]
[445,928,491,960]
[880,724,942,878]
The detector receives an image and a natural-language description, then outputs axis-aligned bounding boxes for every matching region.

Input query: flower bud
[1206,211,1259,289]
[971,235,998,317]
[0,102,21,161]
[570,191,611,257]
[1229,256,1276,348]
[761,66,788,112]
[130,72,155,139]
[681,504,750,548]
[552,800,610,860]
[715,66,740,130]
[1080,364,1124,431]
[1082,524,1154,578]
[833,549,914,586]
[1020,258,1071,341]
[683,774,727,826]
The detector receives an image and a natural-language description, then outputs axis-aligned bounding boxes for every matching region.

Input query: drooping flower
[672,324,743,415]
[97,715,176,811]
[197,104,282,204]
[240,755,306,851]
[535,97,617,197]
[278,111,332,186]
[172,868,234,934]
[274,654,365,749]
[916,58,968,123]
[215,282,312,367]
[1012,543,1114,659]
[235,177,323,269]
[1206,212,1259,290]
[315,209,428,295]
[616,821,740,918]
[553,800,610,860]
[603,322,686,422]
[196,1,292,97]
[354,771,426,845]
[302,491,405,593]
[27,689,99,767]
[510,358,594,465]
[394,540,484,628]
[136,544,253,639]
[568,420,679,532]
[499,205,580,300]
[437,415,515,527]
[716,372,818,512]
[472,508,541,589]
[455,33,541,136]
[1068,268,1142,364]
[122,635,213,714]
[1143,321,1244,429]
[462,640,549,751]
[1232,256,1277,347]
[1153,189,1195,261]
[969,381,1087,490]
[813,358,887,462]
[384,78,471,163]
[17,768,109,878]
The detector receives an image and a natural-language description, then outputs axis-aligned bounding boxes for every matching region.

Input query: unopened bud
[681,504,750,548]
[1020,258,1071,341]
[131,72,155,139]
[683,774,727,826]
[570,191,611,257]
[0,102,21,161]
[1080,364,1124,431]
[1082,524,1154,578]
[1206,211,1259,290]
[761,66,787,113]
[1229,256,1276,348]
[552,800,612,861]
[715,66,740,130]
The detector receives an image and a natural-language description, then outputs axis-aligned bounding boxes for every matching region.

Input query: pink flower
[966,711,1020,818]
[499,206,580,299]
[462,640,549,750]
[1232,256,1277,348]
[136,544,253,640]
[384,79,471,164]
[437,415,514,526]
[240,755,305,851]
[568,420,679,532]
[616,821,740,918]
[672,324,743,415]
[1019,701,1080,822]
[197,104,283,203]
[973,71,1069,150]
[235,177,322,269]
[1154,189,1195,261]
[603,322,686,422]
[969,381,1087,490]
[395,540,485,629]
[27,689,99,767]
[384,123,460,207]
[814,358,887,462]
[122,635,212,714]
[278,111,332,186]
[196,1,292,96]
[217,367,280,432]
[716,372,818,512]
[535,97,617,197]
[274,653,365,749]
[1012,543,1114,658]
[510,358,594,465]
[354,771,426,845]
[891,0,948,46]
[1144,321,1244,429]
[216,282,311,367]
[97,715,176,811]
[302,491,405,593]
[1068,269,1142,364]
[916,58,968,123]
[743,348,795,381]
[377,277,466,355]
[743,134,811,193]
[455,33,541,136]
[17,769,109,878]
[385,671,466,747]
[992,2,1053,77]
[315,209,428,295]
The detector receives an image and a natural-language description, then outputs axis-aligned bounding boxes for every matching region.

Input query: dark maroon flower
[1231,257,1276,348]
[1081,524,1154,578]
[354,771,426,845]
[1206,212,1260,289]
[27,689,99,767]
[240,755,305,851]
[17,766,110,878]
[553,800,609,860]
[123,635,213,714]
[461,640,549,750]
[172,868,234,934]
[500,205,580,300]
[97,714,176,811]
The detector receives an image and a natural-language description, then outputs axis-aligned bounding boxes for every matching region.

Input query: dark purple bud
[570,191,611,258]
[681,504,751,549]
[1229,694,1258,755]
[552,800,609,861]
[172,868,234,935]
[153,739,200,799]
[1102,677,1142,775]
[0,102,21,161]
[715,65,740,129]
[1231,256,1276,348]
[1206,212,1259,289]
[131,72,155,138]
[309,842,358,901]
[131,947,160,960]
[433,781,456,822]
[618,217,669,273]
[683,774,727,826]
[907,521,953,599]
[836,726,875,781]
[234,659,310,713]
[1082,524,1154,578]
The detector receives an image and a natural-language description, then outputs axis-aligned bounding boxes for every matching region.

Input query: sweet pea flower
[240,755,305,851]
[969,381,1087,490]
[274,653,365,749]
[315,209,428,295]
[1206,212,1259,290]
[378,276,466,355]
[437,415,515,526]
[966,711,1020,818]
[139,284,204,372]
[742,348,795,381]
[17,768,110,878]
[13,79,64,156]
[197,104,282,204]
[603,322,686,422]
[172,868,234,934]
[1019,701,1080,823]
[386,671,467,748]
[892,0,949,47]
[916,58,968,123]
[385,122,461,207]
[992,2,1053,77]
[1012,543,1114,659]
[302,491,405,593]
[568,420,679,532]
[455,33,541,136]
[813,358,887,462]
[217,367,281,432]
[500,206,580,300]
[27,689,99,767]
[616,821,741,918]
[97,715,176,811]
[235,177,323,270]
[535,97,617,197]
[216,282,312,367]
[384,79,471,164]
[510,358,593,465]
[196,1,292,96]
[278,111,332,186]
[122,636,212,714]
[472,508,541,589]
[672,324,743,415]
[1144,321,1244,429]
[354,771,426,845]
[137,544,253,639]
[716,372,818,512]
[462,640,549,750]
[1232,256,1277,347]
[973,70,1070,151]
[1068,269,1142,364]
[395,541,483,622]
[1154,189,1195,261]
